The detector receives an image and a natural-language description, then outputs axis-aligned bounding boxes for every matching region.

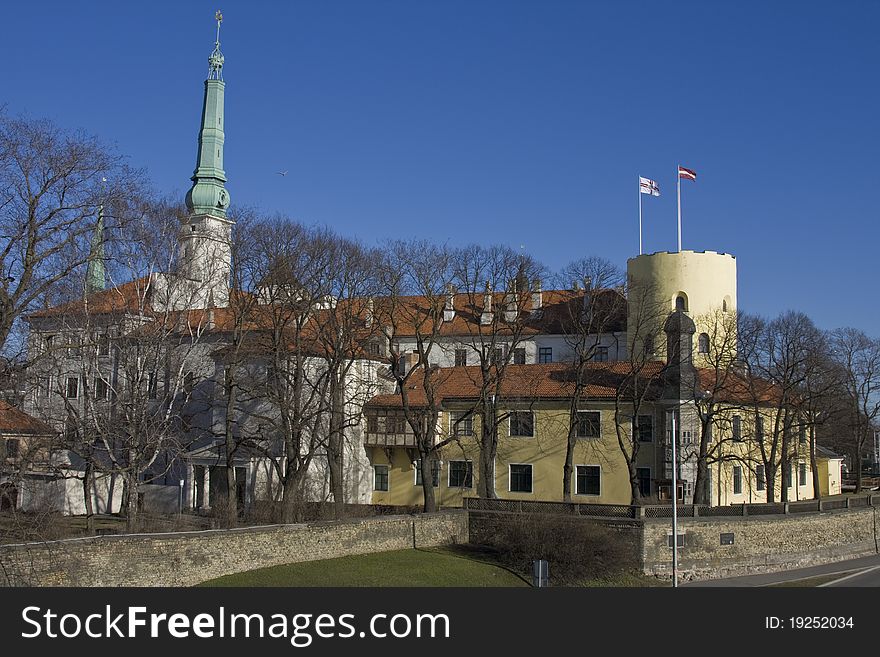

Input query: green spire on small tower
[185,10,230,218]
[86,205,106,294]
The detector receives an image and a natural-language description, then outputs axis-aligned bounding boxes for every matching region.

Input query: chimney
[480,282,494,325]
[365,297,374,328]
[443,284,456,322]
[581,276,593,323]
[503,279,518,323]
[531,278,543,315]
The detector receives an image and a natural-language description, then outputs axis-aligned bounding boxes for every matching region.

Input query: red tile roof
[367,361,668,407]
[0,401,55,436]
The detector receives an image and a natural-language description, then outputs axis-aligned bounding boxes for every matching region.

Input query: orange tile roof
[28,277,154,319]
[367,361,668,407]
[0,401,55,436]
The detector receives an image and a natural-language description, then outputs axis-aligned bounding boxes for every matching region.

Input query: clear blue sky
[3,1,878,333]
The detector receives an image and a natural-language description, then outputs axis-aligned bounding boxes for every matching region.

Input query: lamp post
[670,408,680,588]
[670,390,711,588]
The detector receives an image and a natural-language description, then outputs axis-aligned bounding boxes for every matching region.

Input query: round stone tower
[626,250,737,364]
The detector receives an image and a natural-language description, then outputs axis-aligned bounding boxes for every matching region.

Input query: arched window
[698,333,710,354]
[675,294,688,312]
[643,333,654,356]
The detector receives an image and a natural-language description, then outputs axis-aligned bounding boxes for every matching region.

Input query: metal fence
[462,494,875,519]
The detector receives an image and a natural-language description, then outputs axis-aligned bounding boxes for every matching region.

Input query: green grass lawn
[198,548,530,587]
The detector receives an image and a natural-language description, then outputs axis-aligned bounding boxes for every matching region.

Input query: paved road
[682,553,880,587]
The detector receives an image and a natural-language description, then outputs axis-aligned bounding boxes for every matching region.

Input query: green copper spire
[86,205,106,294]
[185,11,230,218]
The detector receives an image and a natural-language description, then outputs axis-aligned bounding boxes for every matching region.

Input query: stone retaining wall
[643,507,879,581]
[0,511,468,587]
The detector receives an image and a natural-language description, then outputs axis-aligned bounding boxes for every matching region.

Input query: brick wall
[0,511,468,587]
[643,507,879,581]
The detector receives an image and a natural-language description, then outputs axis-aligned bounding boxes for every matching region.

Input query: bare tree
[554,257,626,502]
[0,111,141,354]
[450,244,544,499]
[829,327,880,492]
[371,240,459,513]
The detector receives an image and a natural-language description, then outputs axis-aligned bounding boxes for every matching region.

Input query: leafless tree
[449,244,544,499]
[828,327,880,492]
[371,240,458,512]
[554,257,626,502]
[0,111,141,354]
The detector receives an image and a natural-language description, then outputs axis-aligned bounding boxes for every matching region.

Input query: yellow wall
[817,458,843,496]
[369,402,652,507]
[626,250,737,363]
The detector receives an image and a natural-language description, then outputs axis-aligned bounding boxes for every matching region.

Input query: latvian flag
[678,166,697,181]
[639,177,660,196]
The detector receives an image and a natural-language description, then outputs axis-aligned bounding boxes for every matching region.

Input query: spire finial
[208,10,224,80]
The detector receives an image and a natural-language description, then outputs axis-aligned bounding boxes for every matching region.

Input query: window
[756,465,765,491]
[756,415,764,443]
[183,372,195,394]
[538,347,552,364]
[44,335,55,352]
[65,377,79,399]
[414,460,441,487]
[634,415,653,442]
[799,462,807,487]
[509,464,533,493]
[733,466,743,495]
[575,465,601,496]
[39,376,52,397]
[513,347,526,365]
[637,467,651,497]
[698,333,710,354]
[368,341,381,356]
[576,411,601,439]
[509,411,534,437]
[97,333,110,356]
[5,438,19,460]
[454,349,468,366]
[366,415,379,433]
[492,347,504,365]
[451,412,473,436]
[798,425,807,444]
[373,465,389,491]
[594,346,609,362]
[93,378,108,401]
[675,295,687,311]
[682,429,693,445]
[148,372,158,399]
[448,461,473,488]
[784,463,792,488]
[732,415,742,441]
[643,333,654,355]
[66,335,81,357]
[386,416,407,434]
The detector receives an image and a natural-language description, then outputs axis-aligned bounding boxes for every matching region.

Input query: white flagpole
[677,165,682,252]
[638,178,643,255]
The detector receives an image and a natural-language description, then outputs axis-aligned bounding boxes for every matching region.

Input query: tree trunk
[420,456,436,513]
[82,462,95,535]
[280,461,307,524]
[124,471,139,532]
[810,426,821,500]
[327,375,346,519]
[562,424,576,503]
[477,404,498,498]
[223,366,238,527]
